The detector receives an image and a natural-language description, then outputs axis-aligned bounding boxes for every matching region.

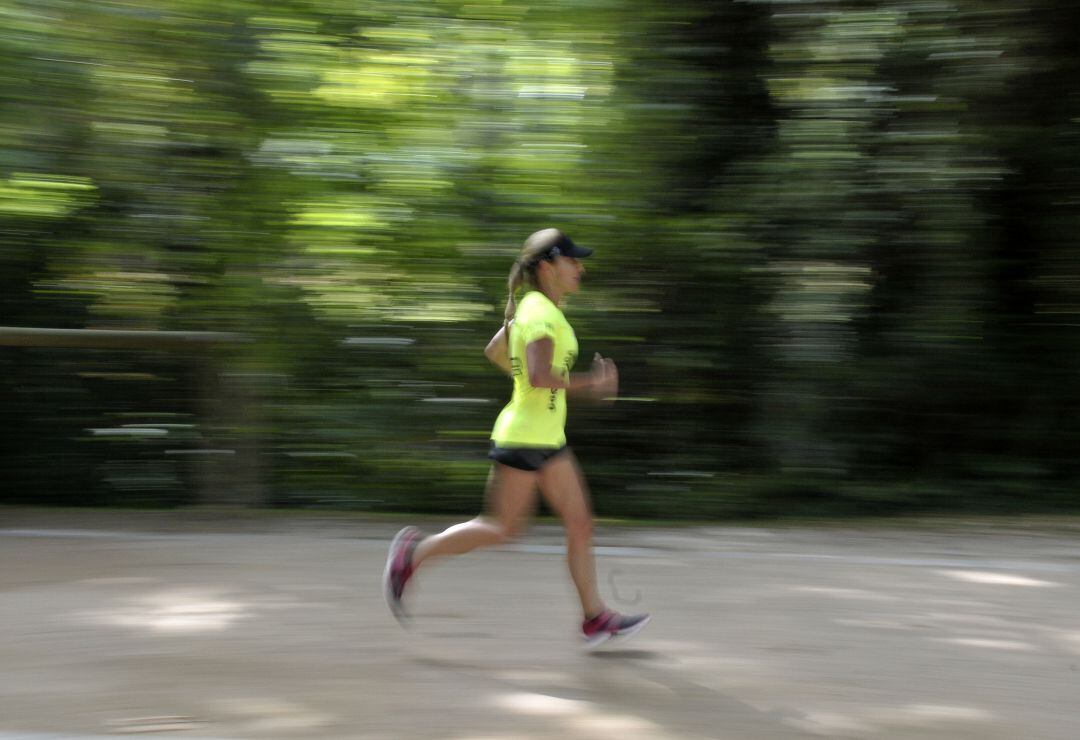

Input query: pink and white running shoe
[582,609,651,648]
[384,526,421,623]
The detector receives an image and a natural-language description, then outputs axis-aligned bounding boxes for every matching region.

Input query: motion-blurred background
[3,1,1079,519]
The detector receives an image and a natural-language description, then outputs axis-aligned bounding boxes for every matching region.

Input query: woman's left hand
[590,353,619,403]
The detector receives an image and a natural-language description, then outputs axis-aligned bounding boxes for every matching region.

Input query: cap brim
[564,244,593,258]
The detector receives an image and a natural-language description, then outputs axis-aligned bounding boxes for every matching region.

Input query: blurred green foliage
[3,0,1080,518]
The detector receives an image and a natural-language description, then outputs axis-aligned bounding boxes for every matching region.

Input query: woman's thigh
[536,449,593,526]
[484,463,539,534]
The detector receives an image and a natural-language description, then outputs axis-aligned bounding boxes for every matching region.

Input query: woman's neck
[537,282,563,307]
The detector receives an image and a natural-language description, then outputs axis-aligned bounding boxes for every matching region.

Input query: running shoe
[384,526,421,622]
[581,609,651,648]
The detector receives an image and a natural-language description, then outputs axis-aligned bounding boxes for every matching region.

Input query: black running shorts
[488,445,568,472]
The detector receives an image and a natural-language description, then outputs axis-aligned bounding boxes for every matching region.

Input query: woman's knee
[563,515,593,544]
[481,516,521,544]
[500,519,527,542]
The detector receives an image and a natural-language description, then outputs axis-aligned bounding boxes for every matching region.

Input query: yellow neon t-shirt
[490,291,579,448]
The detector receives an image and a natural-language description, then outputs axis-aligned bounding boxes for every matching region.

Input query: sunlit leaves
[314,51,437,109]
[0,174,96,217]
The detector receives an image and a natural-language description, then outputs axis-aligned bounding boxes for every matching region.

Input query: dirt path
[3,511,1079,738]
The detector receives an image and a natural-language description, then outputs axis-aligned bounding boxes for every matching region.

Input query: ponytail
[503,260,526,357]
[503,229,558,357]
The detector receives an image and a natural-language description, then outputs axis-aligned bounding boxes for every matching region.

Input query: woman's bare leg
[537,450,605,619]
[412,464,537,567]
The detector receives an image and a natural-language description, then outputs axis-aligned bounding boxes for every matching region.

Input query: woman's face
[545,255,585,295]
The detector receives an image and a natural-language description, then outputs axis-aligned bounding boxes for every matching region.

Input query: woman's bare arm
[525,339,616,396]
[484,325,511,375]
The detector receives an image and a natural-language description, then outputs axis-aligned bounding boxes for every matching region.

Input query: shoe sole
[583,614,651,649]
[384,526,418,624]
[584,632,611,648]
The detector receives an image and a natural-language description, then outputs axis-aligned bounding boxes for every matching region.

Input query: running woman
[384,228,650,647]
